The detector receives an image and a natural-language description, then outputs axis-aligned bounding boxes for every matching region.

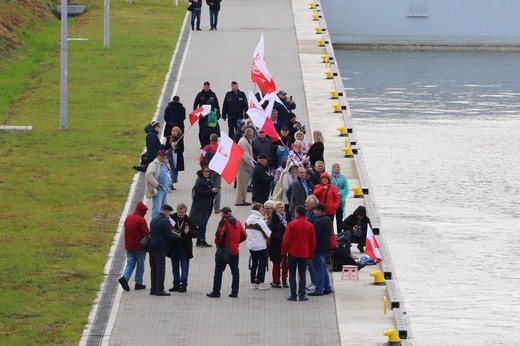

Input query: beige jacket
[238,136,254,171]
[145,159,160,199]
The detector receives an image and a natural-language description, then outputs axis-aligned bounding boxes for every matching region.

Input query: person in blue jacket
[330,163,351,232]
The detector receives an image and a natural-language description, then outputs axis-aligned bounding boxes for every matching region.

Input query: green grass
[0,0,186,343]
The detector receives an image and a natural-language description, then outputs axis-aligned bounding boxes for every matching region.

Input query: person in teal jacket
[330,163,350,232]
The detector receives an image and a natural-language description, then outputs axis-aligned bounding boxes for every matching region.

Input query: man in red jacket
[207,207,247,298]
[119,202,150,291]
[282,205,316,301]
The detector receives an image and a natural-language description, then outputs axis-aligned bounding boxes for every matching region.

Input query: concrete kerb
[79,12,191,346]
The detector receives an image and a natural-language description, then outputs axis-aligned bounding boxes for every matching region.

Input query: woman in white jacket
[245,203,272,290]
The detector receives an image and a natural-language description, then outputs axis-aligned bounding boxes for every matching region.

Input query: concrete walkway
[81,0,396,345]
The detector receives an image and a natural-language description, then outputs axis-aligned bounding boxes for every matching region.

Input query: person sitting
[332,231,366,271]
[339,206,372,253]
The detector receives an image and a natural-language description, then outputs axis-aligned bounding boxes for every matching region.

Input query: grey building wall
[321,0,520,45]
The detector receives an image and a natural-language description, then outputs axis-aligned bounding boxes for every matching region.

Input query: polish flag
[246,91,279,141]
[208,132,245,185]
[364,224,383,263]
[189,105,211,125]
[251,33,277,94]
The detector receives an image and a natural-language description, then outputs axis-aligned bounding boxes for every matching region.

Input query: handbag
[140,235,150,249]
[329,232,338,250]
[215,221,231,264]
[187,3,194,11]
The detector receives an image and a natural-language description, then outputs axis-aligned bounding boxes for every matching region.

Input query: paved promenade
[81,0,395,345]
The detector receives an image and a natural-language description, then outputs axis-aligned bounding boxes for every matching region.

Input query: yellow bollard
[330,90,339,99]
[309,2,316,9]
[312,13,319,20]
[317,39,325,47]
[383,329,401,344]
[337,126,347,136]
[341,147,353,158]
[332,104,342,113]
[351,186,363,198]
[370,270,386,285]
[324,70,333,79]
[321,55,329,64]
[315,26,323,34]
[384,296,388,315]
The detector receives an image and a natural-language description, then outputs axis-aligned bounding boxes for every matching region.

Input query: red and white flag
[251,33,277,94]
[246,91,279,141]
[364,224,383,263]
[208,132,245,185]
[189,105,211,125]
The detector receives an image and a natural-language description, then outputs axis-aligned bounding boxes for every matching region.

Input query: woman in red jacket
[312,172,340,228]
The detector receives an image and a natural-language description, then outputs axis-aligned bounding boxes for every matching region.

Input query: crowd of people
[120,82,373,300]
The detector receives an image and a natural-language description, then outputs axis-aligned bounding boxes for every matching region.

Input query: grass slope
[0,0,185,343]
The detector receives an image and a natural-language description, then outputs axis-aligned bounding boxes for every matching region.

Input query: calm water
[336,51,520,345]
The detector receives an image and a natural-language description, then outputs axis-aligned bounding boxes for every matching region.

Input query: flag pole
[173,123,195,144]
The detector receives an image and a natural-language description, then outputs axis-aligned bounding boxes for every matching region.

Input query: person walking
[149,204,179,296]
[235,128,255,206]
[222,81,248,137]
[206,0,221,30]
[119,202,150,292]
[145,150,171,219]
[193,81,220,147]
[207,207,247,298]
[281,205,316,302]
[245,203,272,290]
[267,201,292,288]
[168,203,198,293]
[308,204,333,297]
[189,0,202,30]
[189,167,218,247]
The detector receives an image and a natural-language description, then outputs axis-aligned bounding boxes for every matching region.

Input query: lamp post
[104,0,110,48]
[60,0,68,129]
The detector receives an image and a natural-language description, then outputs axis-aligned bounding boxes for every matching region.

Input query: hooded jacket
[189,170,217,227]
[340,206,371,246]
[245,210,272,251]
[329,169,350,211]
[312,172,341,215]
[215,214,247,255]
[163,101,186,136]
[124,202,150,251]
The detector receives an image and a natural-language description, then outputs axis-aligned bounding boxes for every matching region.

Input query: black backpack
[201,146,215,167]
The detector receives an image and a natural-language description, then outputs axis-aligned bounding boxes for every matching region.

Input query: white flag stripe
[208,132,234,173]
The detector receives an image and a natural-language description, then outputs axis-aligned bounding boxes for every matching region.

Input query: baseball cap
[151,120,160,127]
[203,81,210,86]
[161,204,174,212]
[277,90,287,95]
[257,154,269,160]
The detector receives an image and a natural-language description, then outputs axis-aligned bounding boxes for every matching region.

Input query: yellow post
[370,270,386,285]
[351,186,363,198]
[317,38,325,46]
[332,104,342,113]
[309,2,316,9]
[324,70,333,79]
[384,296,388,315]
[312,13,319,20]
[315,26,323,34]
[341,147,353,158]
[329,90,339,98]
[321,55,329,64]
[383,329,401,343]
[337,126,347,136]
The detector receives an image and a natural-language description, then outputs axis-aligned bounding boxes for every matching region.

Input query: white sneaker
[258,283,270,290]
[250,283,258,289]
[306,284,316,291]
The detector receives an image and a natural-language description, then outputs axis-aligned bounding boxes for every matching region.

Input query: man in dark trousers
[289,167,311,217]
[193,81,220,147]
[207,207,247,298]
[206,0,221,30]
[273,90,296,125]
[251,154,274,204]
[222,81,248,138]
[309,204,333,296]
[163,95,186,143]
[281,205,316,302]
[149,204,179,296]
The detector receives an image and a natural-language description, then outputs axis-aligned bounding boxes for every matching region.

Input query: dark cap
[161,204,174,212]
[257,154,269,160]
[288,112,296,119]
[151,120,160,127]
[281,126,289,131]
[157,150,167,156]
[220,206,232,214]
[231,81,237,85]
[277,90,287,95]
[172,95,180,101]
[315,204,326,212]
[237,119,246,128]
[203,81,210,86]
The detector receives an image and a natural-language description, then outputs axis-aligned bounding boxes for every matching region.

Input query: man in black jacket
[207,0,222,30]
[273,90,296,125]
[309,204,333,296]
[251,154,274,204]
[168,203,198,293]
[222,81,248,138]
[149,204,179,296]
[193,81,220,147]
